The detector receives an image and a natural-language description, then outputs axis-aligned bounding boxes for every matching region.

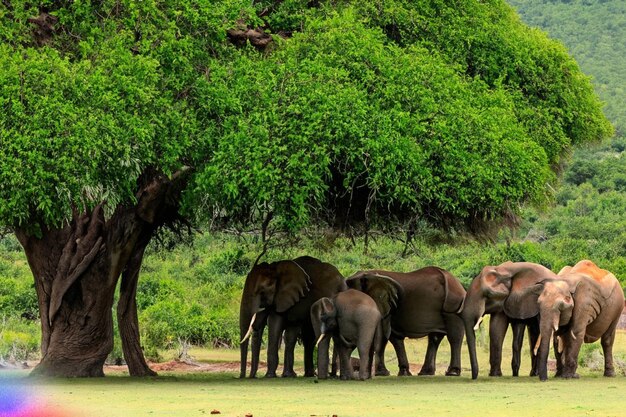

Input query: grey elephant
[311,289,386,380]
[462,261,558,379]
[239,256,346,378]
[348,266,465,376]
[515,260,625,380]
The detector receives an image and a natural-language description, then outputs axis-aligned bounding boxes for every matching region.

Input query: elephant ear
[346,272,402,318]
[503,281,546,319]
[318,297,335,317]
[478,265,511,300]
[274,260,312,313]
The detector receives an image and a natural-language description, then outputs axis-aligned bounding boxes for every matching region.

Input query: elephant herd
[239,256,624,381]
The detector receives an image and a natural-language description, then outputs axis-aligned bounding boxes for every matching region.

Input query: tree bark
[117,230,157,377]
[16,168,190,377]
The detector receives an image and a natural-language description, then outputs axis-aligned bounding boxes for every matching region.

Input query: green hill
[508,0,626,137]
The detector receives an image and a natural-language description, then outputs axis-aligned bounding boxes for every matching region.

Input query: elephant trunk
[241,308,265,344]
[461,293,486,380]
[536,315,556,381]
[239,297,264,378]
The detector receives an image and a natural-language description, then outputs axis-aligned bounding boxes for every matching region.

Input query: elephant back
[282,257,345,321]
[354,267,463,337]
[436,267,466,314]
[401,267,465,314]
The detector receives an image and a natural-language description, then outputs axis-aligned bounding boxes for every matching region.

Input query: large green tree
[0,0,611,377]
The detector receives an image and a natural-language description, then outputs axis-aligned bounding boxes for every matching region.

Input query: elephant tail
[439,268,465,314]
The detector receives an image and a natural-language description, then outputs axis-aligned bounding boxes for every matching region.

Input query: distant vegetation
[509,0,626,137]
[2,220,625,363]
[506,0,626,287]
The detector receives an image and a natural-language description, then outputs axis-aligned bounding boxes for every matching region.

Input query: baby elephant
[311,289,382,380]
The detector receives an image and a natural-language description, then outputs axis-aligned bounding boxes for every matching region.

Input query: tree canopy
[0,0,612,236]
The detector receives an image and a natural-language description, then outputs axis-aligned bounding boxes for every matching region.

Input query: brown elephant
[348,266,465,376]
[517,260,625,380]
[239,256,346,378]
[462,261,558,379]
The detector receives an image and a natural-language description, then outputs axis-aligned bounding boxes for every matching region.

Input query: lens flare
[0,377,76,417]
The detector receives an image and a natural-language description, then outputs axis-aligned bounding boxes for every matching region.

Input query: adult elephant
[519,260,625,380]
[347,266,465,376]
[239,256,346,378]
[462,261,558,379]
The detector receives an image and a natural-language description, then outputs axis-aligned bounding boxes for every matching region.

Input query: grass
[3,331,626,417]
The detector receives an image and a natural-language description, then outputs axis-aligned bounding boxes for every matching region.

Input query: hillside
[508,0,626,137]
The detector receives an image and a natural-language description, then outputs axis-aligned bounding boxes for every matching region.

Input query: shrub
[0,276,38,319]
[0,316,40,362]
[578,342,603,371]
[139,299,239,350]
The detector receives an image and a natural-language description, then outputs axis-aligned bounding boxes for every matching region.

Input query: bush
[0,276,38,319]
[139,299,239,351]
[0,316,40,361]
[578,342,603,371]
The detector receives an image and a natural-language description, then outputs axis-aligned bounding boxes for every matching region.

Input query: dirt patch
[105,359,255,374]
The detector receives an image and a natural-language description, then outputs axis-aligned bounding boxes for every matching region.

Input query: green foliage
[0,238,37,318]
[509,0,626,139]
[507,0,626,284]
[0,316,40,361]
[0,0,611,237]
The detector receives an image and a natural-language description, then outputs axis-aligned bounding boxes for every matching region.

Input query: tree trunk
[16,168,190,377]
[117,231,157,377]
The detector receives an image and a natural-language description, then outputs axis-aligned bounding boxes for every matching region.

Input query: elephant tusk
[570,330,577,341]
[240,313,256,344]
[557,336,564,354]
[533,335,542,356]
[473,316,484,331]
[240,310,262,344]
[316,334,326,348]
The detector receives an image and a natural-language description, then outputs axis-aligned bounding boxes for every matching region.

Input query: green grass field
[3,330,626,417]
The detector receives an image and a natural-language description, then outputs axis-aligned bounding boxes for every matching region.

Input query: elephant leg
[301,326,316,377]
[357,342,372,381]
[601,321,619,377]
[374,338,390,376]
[553,332,563,377]
[488,312,508,377]
[338,344,353,380]
[374,317,391,376]
[265,314,285,378]
[444,314,464,376]
[357,322,377,380]
[390,336,412,376]
[510,321,525,377]
[418,333,443,376]
[282,326,298,378]
[526,319,540,377]
[249,329,263,378]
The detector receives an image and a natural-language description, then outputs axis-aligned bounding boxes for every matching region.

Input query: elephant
[311,289,385,380]
[517,260,625,380]
[347,266,466,377]
[462,261,558,379]
[239,256,346,378]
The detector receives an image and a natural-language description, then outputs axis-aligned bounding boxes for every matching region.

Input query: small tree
[0,0,612,376]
